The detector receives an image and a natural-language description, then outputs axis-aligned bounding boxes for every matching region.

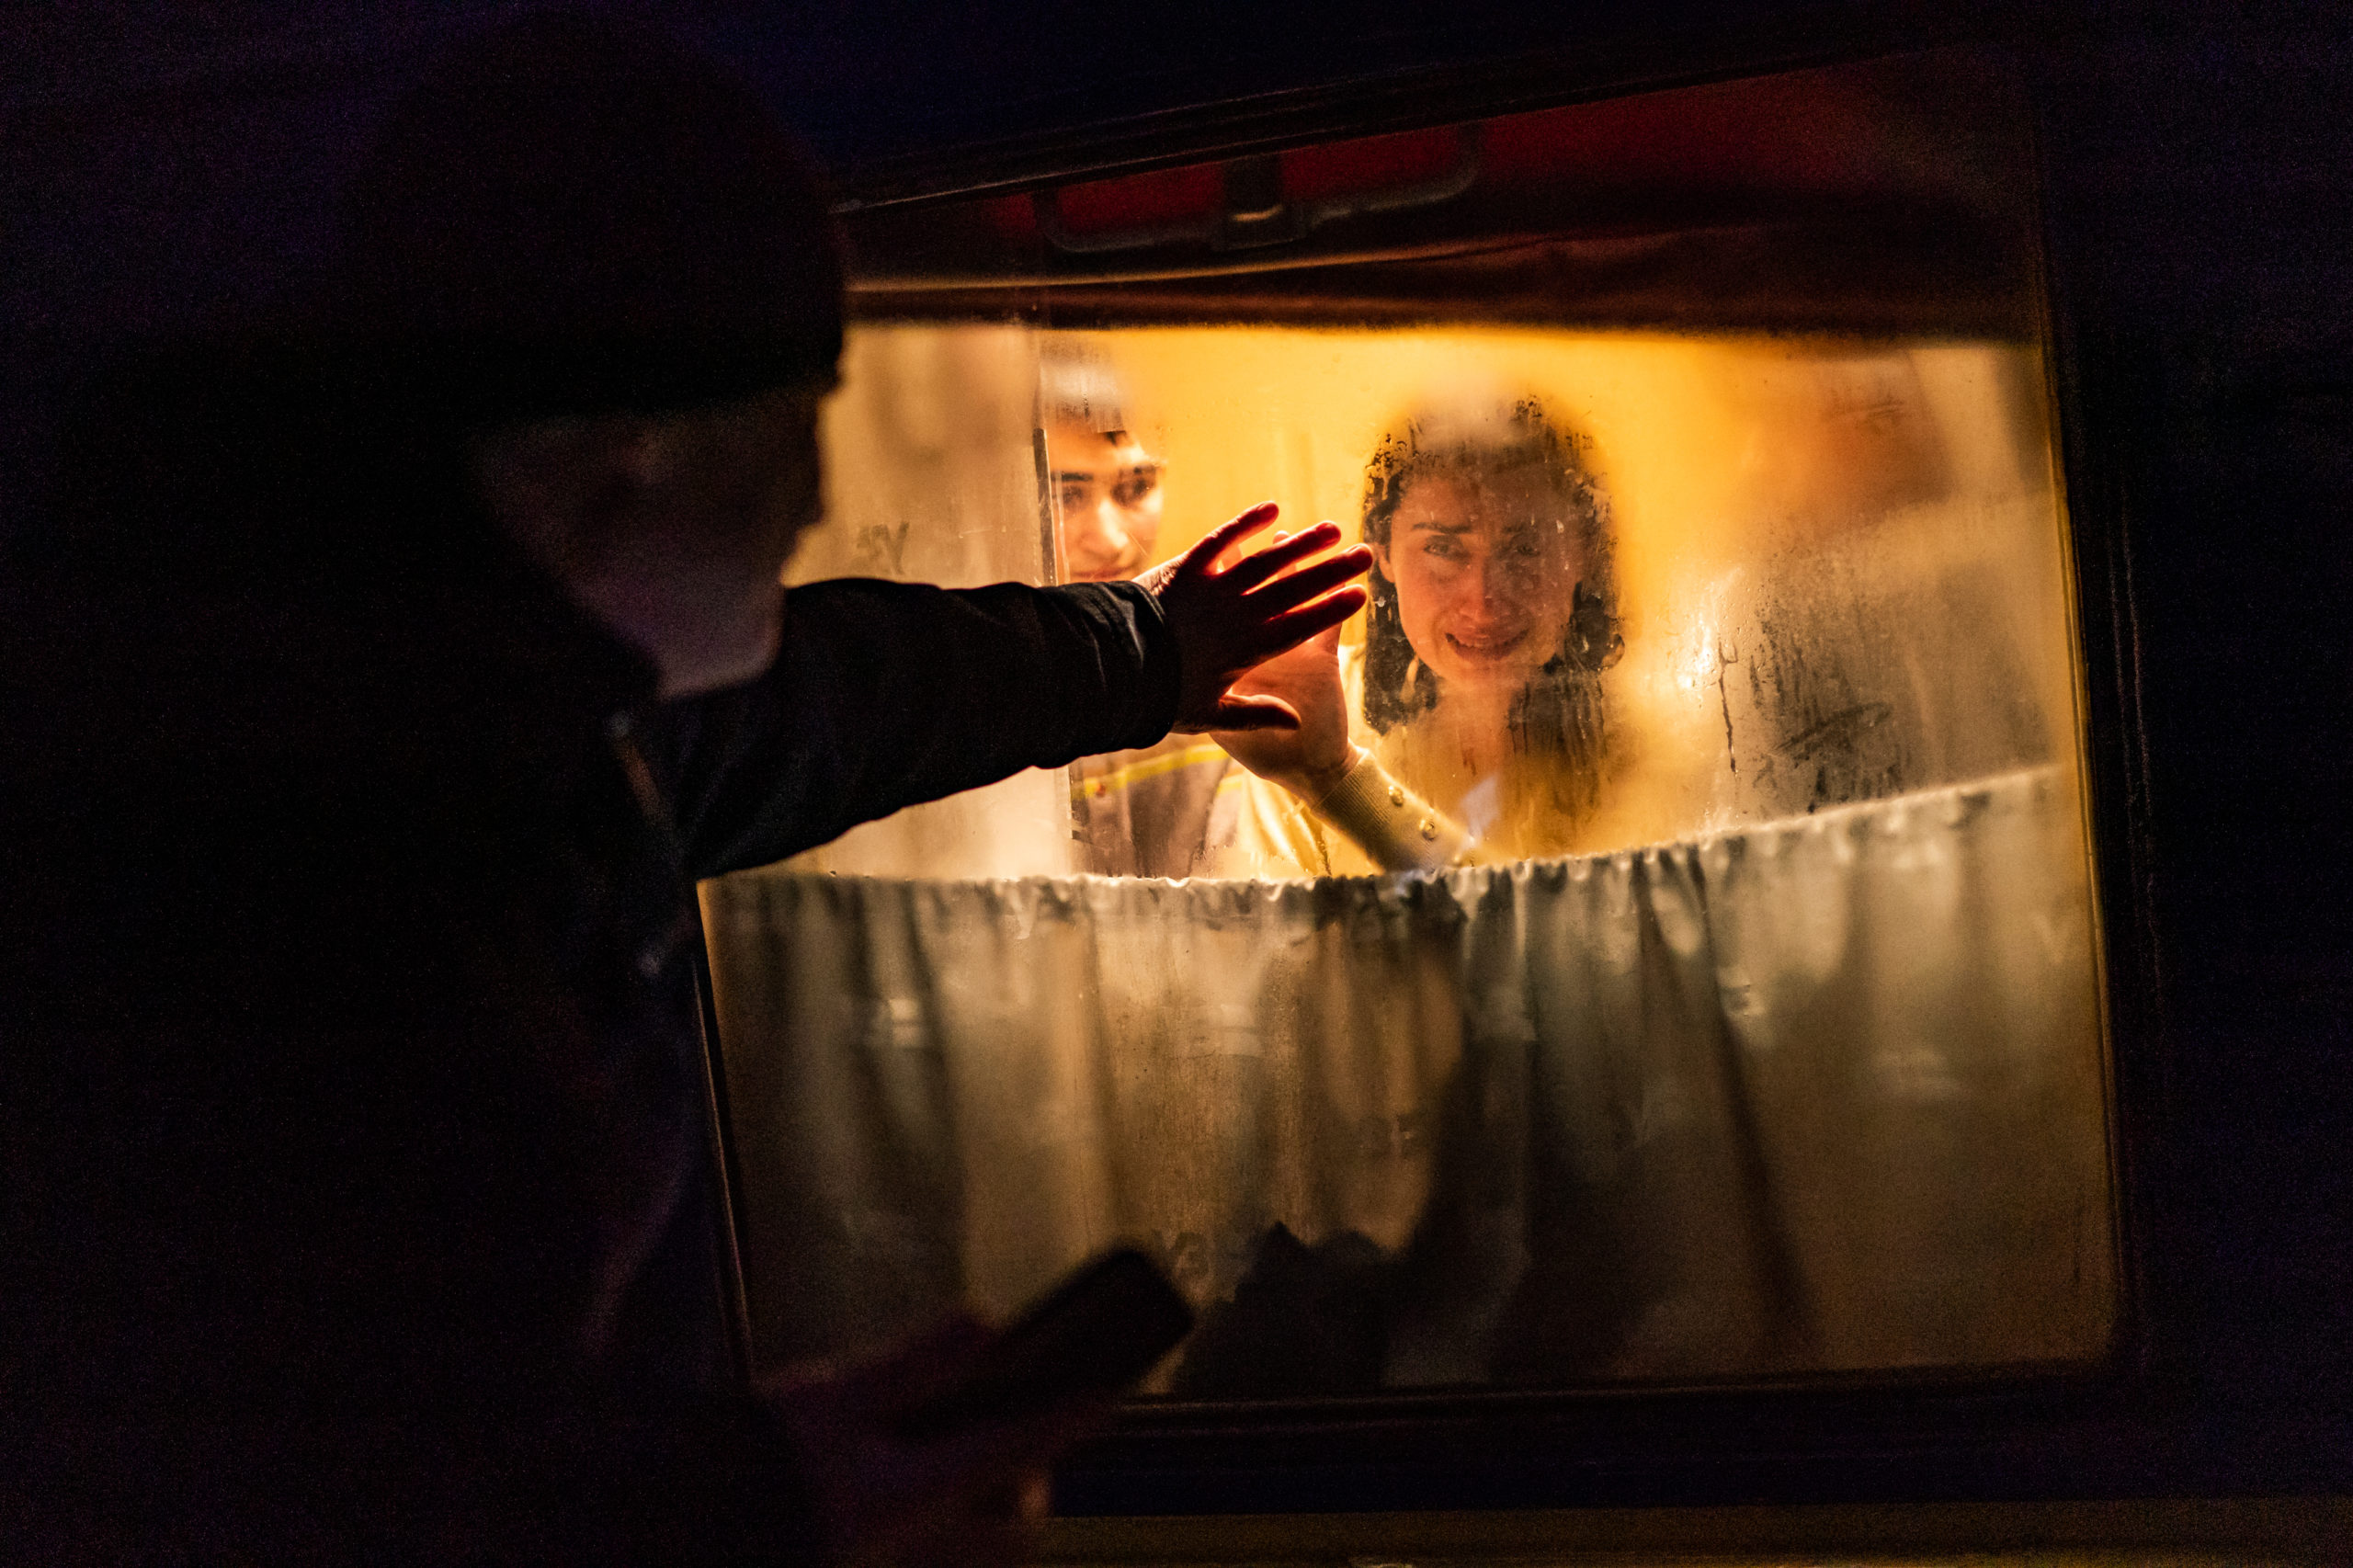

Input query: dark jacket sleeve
[647,577,1180,880]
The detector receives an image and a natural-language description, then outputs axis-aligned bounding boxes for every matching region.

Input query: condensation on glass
[701,51,2118,1398]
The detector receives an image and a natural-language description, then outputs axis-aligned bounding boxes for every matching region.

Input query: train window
[700,52,2117,1397]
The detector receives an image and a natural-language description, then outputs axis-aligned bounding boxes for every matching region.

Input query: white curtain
[701,765,2112,1391]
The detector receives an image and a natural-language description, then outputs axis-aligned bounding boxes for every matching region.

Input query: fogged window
[703,53,2115,1396]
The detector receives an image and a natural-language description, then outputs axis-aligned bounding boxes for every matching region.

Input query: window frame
[698,40,2173,1516]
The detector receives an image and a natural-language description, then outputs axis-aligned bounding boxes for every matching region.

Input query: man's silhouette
[0,15,1366,1560]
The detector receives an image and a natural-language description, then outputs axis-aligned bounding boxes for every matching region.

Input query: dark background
[5,0,2347,1516]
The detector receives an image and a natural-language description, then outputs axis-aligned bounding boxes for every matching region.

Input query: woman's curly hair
[1358,394,1621,794]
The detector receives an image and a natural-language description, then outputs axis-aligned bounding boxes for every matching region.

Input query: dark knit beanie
[335,10,844,421]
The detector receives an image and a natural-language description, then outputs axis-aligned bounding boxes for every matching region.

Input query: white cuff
[1312,750,1472,872]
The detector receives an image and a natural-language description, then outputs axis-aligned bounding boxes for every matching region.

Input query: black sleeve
[646,577,1180,880]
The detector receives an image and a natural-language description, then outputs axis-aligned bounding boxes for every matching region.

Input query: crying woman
[1211,391,1624,875]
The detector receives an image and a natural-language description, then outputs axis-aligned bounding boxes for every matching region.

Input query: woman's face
[1376,466,1586,699]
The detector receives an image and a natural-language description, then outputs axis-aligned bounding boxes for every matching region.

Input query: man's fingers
[1182,502,1280,571]
[1245,619,1344,674]
[1242,547,1373,610]
[1216,520,1345,590]
[1245,585,1370,662]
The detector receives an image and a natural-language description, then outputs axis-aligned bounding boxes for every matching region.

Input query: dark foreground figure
[0,17,1367,1562]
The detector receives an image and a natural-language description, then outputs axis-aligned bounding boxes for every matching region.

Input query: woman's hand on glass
[1212,620,1360,803]
[1136,501,1371,734]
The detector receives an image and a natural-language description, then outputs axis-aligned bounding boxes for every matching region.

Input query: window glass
[702,53,2115,1397]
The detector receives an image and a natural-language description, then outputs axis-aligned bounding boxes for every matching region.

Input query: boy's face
[734,381,832,585]
[471,378,836,698]
[1044,415,1164,581]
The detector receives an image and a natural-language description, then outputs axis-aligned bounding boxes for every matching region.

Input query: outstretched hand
[1134,501,1372,733]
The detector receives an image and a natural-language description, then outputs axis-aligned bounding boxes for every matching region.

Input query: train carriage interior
[6,0,2350,1562]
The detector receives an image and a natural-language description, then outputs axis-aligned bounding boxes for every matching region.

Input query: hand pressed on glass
[1218,613,1478,873]
[1136,501,1373,733]
[1213,619,1358,803]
